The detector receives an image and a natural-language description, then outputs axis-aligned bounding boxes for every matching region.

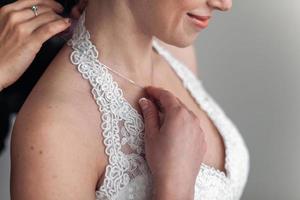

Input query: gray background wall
[1,0,300,199]
[195,0,300,199]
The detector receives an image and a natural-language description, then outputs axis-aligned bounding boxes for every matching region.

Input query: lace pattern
[68,10,249,200]
[152,40,250,199]
[67,11,153,199]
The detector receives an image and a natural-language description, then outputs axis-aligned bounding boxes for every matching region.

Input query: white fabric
[67,11,250,200]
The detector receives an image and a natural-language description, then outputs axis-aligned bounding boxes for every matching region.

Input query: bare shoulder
[10,45,106,200]
[156,40,199,76]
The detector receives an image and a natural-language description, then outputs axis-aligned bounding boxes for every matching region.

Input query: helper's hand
[0,0,71,90]
[69,0,87,19]
[139,86,207,200]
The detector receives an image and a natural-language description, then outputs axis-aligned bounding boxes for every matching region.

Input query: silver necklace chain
[58,33,154,89]
[100,54,155,90]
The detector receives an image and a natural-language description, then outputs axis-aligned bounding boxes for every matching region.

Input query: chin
[158,33,198,48]
[173,37,196,48]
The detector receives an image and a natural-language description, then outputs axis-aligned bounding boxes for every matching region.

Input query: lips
[187,13,211,29]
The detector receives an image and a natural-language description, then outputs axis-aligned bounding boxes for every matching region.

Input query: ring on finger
[31,5,38,16]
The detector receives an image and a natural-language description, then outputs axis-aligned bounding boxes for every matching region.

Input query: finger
[4,5,63,26]
[31,17,71,46]
[138,97,160,136]
[144,86,180,113]
[1,0,63,13]
[23,11,65,33]
[175,96,195,116]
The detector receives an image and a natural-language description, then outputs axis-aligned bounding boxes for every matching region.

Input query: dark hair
[0,0,80,154]
[56,0,80,16]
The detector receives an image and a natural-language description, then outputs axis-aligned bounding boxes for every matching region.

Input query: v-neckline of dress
[69,10,231,181]
[151,40,230,180]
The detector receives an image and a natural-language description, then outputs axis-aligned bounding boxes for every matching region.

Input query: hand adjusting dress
[67,11,250,200]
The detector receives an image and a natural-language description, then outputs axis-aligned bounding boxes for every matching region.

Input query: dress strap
[151,39,211,108]
[67,10,152,199]
[151,39,202,88]
[151,39,233,179]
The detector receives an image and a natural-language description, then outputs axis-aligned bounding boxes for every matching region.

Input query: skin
[0,0,71,90]
[10,0,232,199]
[139,87,207,200]
[0,0,197,90]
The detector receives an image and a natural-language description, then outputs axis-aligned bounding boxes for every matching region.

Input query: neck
[84,0,155,75]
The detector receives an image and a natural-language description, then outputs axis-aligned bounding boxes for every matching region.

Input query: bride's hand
[139,85,207,200]
[0,0,71,90]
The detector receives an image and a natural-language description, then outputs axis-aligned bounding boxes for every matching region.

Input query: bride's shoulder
[14,44,100,132]
[11,44,106,196]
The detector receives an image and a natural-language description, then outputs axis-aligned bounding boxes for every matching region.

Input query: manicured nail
[139,98,149,110]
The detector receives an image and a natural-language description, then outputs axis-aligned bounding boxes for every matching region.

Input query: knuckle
[162,89,175,99]
[15,24,28,37]
[42,24,55,35]
[7,12,18,25]
[160,90,172,100]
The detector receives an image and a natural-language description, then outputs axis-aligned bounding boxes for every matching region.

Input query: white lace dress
[67,11,250,200]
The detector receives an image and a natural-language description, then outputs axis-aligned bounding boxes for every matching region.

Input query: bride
[11,0,249,199]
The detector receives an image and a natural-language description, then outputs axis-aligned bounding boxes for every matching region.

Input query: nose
[207,0,232,11]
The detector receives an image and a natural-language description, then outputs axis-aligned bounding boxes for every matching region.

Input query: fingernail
[139,98,149,110]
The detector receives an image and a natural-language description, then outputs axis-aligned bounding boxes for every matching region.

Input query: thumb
[138,97,160,136]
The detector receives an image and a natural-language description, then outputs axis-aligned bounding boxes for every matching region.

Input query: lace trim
[67,11,150,199]
[152,40,231,178]
[67,10,249,200]
[152,40,250,197]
